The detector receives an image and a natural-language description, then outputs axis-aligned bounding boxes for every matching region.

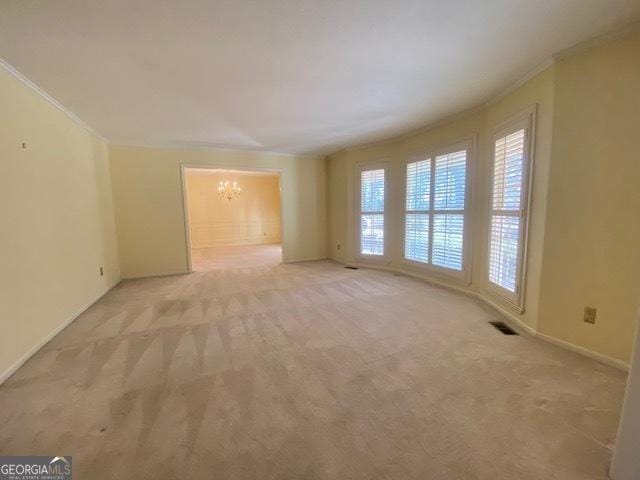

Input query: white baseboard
[478,294,538,335]
[534,330,629,371]
[0,280,120,385]
[283,256,328,264]
[478,294,628,371]
[336,258,476,297]
[122,270,190,280]
[329,257,629,372]
[191,240,282,249]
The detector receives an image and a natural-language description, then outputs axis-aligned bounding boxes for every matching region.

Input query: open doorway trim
[180,163,284,273]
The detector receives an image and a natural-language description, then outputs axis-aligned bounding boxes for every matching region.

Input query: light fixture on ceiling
[217,179,241,201]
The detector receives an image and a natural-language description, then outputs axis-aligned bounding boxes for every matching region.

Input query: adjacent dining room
[184,167,283,271]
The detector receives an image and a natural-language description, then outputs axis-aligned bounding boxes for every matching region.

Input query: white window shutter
[487,109,534,309]
[359,167,386,256]
[405,159,431,263]
[404,147,469,275]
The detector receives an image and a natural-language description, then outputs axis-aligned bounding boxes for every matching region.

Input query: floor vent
[489,321,519,335]
[345,266,359,270]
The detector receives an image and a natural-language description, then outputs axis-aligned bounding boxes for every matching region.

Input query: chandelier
[217,179,241,201]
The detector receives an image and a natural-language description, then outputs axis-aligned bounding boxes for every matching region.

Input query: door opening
[182,166,283,271]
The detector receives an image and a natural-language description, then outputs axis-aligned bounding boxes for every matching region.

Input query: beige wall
[0,66,120,379]
[485,67,556,331]
[327,69,554,330]
[537,34,640,363]
[185,170,281,247]
[109,146,326,278]
[327,111,486,270]
[327,31,640,364]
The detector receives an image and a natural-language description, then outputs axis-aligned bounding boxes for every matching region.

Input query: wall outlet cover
[584,306,597,324]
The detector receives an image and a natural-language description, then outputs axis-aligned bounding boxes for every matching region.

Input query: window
[404,144,470,277]
[487,109,535,307]
[405,159,430,263]
[358,164,387,257]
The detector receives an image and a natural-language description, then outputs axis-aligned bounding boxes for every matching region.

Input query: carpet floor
[191,244,282,271]
[0,260,627,479]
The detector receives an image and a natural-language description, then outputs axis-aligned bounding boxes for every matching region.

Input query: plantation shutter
[488,128,527,295]
[431,150,467,271]
[360,168,385,256]
[405,159,431,263]
[404,148,468,275]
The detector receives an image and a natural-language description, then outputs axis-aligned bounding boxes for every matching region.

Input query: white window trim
[355,159,390,263]
[485,105,537,311]
[401,138,475,284]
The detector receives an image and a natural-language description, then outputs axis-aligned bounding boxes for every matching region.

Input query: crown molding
[4,19,638,158]
[554,19,640,61]
[0,58,107,143]
[484,57,555,107]
[325,58,554,159]
[326,103,487,158]
[326,19,640,158]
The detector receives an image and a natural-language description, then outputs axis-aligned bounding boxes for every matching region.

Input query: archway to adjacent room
[181,166,283,271]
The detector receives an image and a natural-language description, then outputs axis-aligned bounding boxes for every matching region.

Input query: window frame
[355,159,390,262]
[401,138,474,283]
[485,106,536,311]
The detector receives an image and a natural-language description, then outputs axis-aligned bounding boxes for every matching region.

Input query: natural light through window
[488,120,531,303]
[359,167,385,256]
[404,148,468,273]
[405,159,431,263]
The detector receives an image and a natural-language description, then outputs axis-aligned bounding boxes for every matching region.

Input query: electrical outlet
[583,306,596,324]
[99,266,104,277]
[337,243,341,251]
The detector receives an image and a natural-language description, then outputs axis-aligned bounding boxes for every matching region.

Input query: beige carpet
[191,244,282,271]
[0,260,627,479]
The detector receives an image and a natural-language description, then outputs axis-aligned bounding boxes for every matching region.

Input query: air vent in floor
[345,266,359,270]
[489,321,519,335]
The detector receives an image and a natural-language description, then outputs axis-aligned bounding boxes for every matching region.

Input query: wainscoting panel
[186,170,282,248]
[191,220,281,247]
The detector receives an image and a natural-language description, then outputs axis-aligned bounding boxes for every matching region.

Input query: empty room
[1,1,639,479]
[184,168,283,271]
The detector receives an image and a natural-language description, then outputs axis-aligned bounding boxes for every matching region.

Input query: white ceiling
[1,1,639,155]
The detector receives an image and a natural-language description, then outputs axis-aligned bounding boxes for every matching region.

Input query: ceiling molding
[2,17,638,158]
[0,57,107,143]
[328,103,487,157]
[484,57,555,107]
[326,57,555,158]
[554,19,640,61]
[325,19,640,158]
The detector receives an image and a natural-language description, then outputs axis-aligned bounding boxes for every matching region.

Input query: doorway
[182,166,283,271]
